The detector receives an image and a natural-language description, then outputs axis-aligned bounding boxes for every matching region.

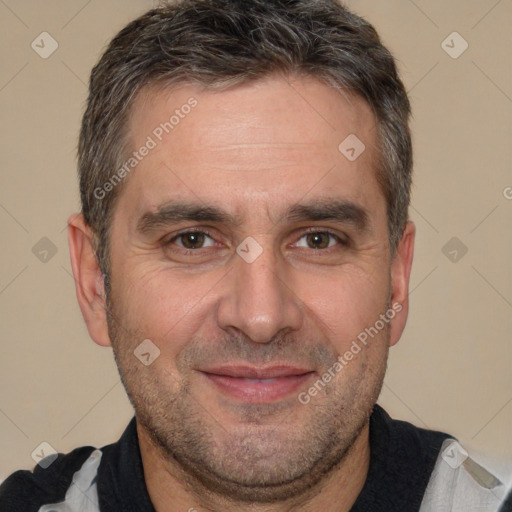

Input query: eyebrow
[136,198,370,234]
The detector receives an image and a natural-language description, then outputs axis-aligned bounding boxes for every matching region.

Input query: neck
[137,420,370,512]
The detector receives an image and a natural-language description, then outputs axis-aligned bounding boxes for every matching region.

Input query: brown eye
[179,232,207,249]
[295,231,347,250]
[305,232,331,249]
[164,230,217,251]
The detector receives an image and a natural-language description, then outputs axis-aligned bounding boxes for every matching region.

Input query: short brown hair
[78,0,413,280]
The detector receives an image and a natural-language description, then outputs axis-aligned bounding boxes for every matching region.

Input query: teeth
[240,378,278,383]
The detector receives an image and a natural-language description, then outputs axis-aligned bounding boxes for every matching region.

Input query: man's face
[104,75,401,500]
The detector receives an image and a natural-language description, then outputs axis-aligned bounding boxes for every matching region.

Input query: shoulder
[371,406,508,510]
[0,445,97,511]
[349,404,454,510]
[370,403,453,465]
[0,418,139,511]
[420,438,508,511]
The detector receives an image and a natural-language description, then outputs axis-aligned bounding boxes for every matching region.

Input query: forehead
[118,74,383,226]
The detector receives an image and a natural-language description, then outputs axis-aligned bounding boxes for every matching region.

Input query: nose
[216,241,303,343]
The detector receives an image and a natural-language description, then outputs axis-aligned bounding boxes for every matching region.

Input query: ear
[388,220,415,347]
[68,213,111,347]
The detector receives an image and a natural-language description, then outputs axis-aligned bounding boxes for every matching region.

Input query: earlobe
[68,213,112,347]
[388,220,415,347]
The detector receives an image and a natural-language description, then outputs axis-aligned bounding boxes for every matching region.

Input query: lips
[202,365,312,379]
[199,364,315,403]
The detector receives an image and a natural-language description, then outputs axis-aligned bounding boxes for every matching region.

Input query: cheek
[299,263,390,347]
[112,263,219,350]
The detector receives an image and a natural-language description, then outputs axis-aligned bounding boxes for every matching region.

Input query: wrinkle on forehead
[127,73,376,151]
[115,74,383,237]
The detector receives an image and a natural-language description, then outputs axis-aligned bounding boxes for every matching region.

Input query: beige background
[0,0,511,485]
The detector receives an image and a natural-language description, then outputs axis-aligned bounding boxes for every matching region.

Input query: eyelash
[163,227,349,256]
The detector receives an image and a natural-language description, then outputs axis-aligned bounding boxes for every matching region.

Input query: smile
[199,365,316,403]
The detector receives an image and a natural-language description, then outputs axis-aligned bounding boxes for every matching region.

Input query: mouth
[198,364,316,403]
